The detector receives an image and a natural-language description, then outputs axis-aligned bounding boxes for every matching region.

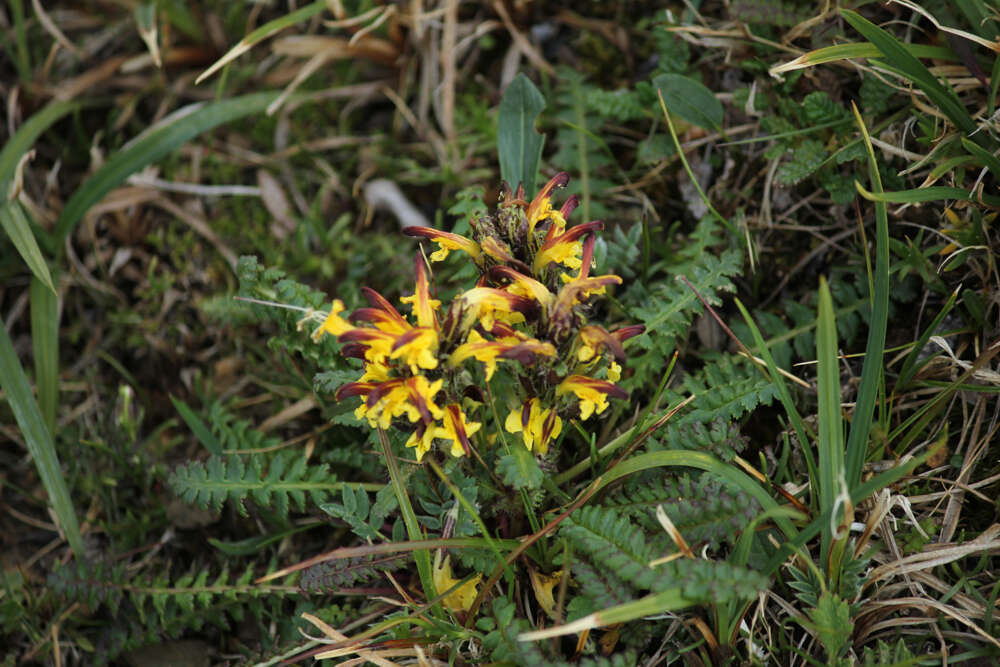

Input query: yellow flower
[491,266,554,313]
[504,398,562,455]
[450,330,556,381]
[533,221,602,274]
[449,330,504,380]
[339,328,397,366]
[390,327,439,373]
[529,569,565,619]
[310,300,352,341]
[398,255,440,329]
[456,287,530,332]
[433,555,481,612]
[404,226,481,263]
[439,404,481,457]
[557,375,628,420]
[608,361,622,383]
[525,172,570,236]
[405,421,441,460]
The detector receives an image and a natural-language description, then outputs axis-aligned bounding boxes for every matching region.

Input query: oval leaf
[498,73,546,196]
[653,73,723,131]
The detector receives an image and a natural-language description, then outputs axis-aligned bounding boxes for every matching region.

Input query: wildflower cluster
[308,173,644,461]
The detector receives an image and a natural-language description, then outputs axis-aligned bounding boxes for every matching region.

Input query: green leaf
[497,447,543,490]
[0,99,79,188]
[209,524,314,556]
[806,592,853,661]
[0,201,55,294]
[498,73,546,196]
[816,276,843,558]
[195,0,326,84]
[170,396,223,455]
[652,73,723,131]
[840,10,976,137]
[595,449,797,541]
[770,42,954,75]
[961,137,1000,180]
[855,181,1000,206]
[0,312,83,557]
[846,105,890,492]
[53,91,281,247]
[30,277,59,435]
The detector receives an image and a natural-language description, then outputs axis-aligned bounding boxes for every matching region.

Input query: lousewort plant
[304,172,643,464]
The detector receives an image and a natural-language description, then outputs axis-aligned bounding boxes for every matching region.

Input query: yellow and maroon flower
[454,286,534,332]
[490,266,555,312]
[449,329,555,380]
[533,220,603,275]
[504,398,562,455]
[439,404,481,458]
[404,226,481,263]
[311,299,352,341]
[574,325,626,363]
[524,172,570,236]
[557,375,628,420]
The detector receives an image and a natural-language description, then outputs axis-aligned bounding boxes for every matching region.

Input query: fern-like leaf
[604,473,760,549]
[168,451,340,517]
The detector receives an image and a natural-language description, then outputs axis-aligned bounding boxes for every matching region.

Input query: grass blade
[770,42,954,76]
[498,73,546,196]
[194,0,327,84]
[52,91,280,247]
[0,312,83,557]
[170,395,223,455]
[896,287,960,390]
[30,277,59,435]
[845,103,891,492]
[594,449,797,540]
[815,276,843,558]
[378,428,437,615]
[961,137,1000,180]
[855,181,1000,206]
[0,201,55,294]
[840,10,976,137]
[0,100,79,186]
[733,297,817,487]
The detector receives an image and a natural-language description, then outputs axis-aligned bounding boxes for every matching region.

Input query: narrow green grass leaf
[841,10,976,136]
[170,395,222,455]
[519,588,691,640]
[595,449,797,539]
[930,155,977,178]
[30,277,59,435]
[378,428,437,614]
[770,42,954,75]
[855,181,1000,206]
[7,0,30,81]
[53,91,280,246]
[896,287,959,389]
[961,137,1000,180]
[653,73,724,132]
[498,73,546,196]
[816,277,843,558]
[846,104,897,491]
[0,313,83,557]
[0,100,79,186]
[0,201,55,294]
[733,297,817,486]
[195,0,326,84]
[761,448,931,577]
